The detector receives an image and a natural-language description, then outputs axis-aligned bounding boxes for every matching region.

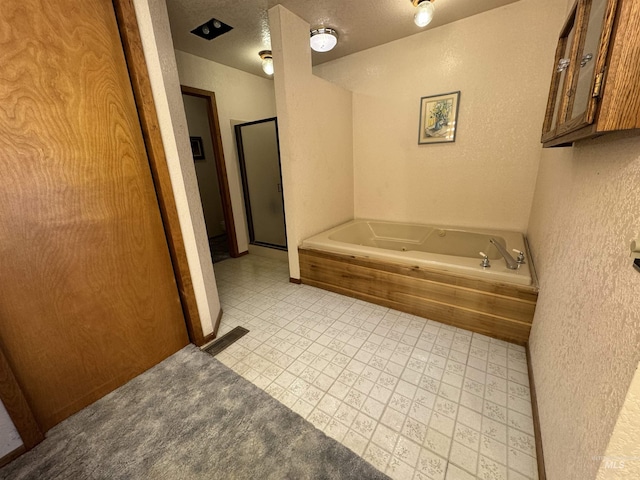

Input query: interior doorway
[235,118,287,250]
[181,86,239,262]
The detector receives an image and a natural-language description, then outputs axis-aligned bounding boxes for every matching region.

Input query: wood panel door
[0,0,189,431]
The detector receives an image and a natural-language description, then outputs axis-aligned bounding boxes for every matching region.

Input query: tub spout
[489,238,519,270]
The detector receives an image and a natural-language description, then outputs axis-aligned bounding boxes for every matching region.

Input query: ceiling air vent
[191,18,233,40]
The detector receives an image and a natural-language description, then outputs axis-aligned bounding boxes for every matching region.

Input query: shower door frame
[235,117,287,250]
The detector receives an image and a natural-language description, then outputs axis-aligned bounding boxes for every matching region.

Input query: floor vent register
[203,326,250,356]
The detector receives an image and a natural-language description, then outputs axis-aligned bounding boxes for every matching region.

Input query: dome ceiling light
[412,0,436,28]
[259,50,274,75]
[310,27,338,53]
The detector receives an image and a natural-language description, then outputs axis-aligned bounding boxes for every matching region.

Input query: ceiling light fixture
[310,28,338,53]
[259,50,274,76]
[412,0,436,28]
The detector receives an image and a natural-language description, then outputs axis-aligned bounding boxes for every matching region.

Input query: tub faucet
[489,238,519,270]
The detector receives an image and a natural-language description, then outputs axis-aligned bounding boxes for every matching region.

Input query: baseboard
[234,250,249,258]
[0,445,26,468]
[289,277,301,284]
[526,343,547,480]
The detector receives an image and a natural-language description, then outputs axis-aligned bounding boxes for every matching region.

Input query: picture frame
[190,136,205,160]
[418,91,460,144]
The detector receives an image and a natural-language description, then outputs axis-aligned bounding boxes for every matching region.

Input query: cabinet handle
[580,53,593,67]
[557,58,571,72]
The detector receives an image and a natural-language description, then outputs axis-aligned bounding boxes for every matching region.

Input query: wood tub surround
[299,248,538,345]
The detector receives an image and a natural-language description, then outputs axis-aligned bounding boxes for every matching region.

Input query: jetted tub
[299,219,538,344]
[301,219,534,286]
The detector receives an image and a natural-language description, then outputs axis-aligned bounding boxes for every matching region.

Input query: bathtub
[301,219,534,286]
[299,219,538,344]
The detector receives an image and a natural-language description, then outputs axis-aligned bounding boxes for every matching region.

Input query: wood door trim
[181,85,240,258]
[0,344,43,450]
[113,0,205,345]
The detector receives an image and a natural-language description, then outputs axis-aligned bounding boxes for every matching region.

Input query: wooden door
[0,0,189,431]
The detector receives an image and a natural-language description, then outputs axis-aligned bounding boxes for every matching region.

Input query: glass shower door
[235,118,287,249]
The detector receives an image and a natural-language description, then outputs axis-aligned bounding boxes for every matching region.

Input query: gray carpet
[0,345,390,480]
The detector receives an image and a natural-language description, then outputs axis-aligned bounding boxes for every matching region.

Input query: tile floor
[213,255,538,480]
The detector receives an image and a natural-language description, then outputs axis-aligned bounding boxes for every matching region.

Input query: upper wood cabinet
[541,0,640,147]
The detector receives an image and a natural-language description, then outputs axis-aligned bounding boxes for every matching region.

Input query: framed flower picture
[418,91,460,144]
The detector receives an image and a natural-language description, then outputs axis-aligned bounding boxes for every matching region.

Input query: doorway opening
[181,86,239,262]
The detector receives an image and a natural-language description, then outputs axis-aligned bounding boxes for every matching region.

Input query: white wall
[133,0,220,337]
[175,51,277,253]
[269,5,354,279]
[314,0,566,232]
[0,401,22,459]
[527,134,640,480]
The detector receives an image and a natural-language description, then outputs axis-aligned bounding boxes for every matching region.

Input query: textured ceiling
[165,0,520,78]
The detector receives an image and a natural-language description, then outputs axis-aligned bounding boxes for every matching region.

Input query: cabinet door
[541,4,578,142]
[560,0,619,135]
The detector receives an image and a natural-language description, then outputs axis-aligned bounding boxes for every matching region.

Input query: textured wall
[595,363,640,479]
[269,6,354,279]
[313,0,566,232]
[528,134,640,480]
[175,51,277,252]
[133,0,220,336]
